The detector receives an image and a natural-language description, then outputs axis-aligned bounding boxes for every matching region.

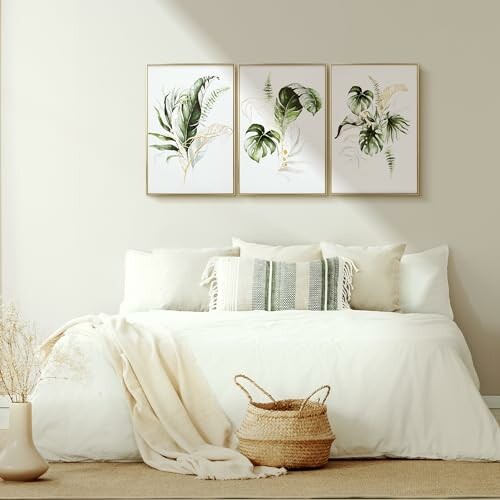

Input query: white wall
[2,0,500,394]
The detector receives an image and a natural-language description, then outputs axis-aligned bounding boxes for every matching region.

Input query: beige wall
[1,0,499,394]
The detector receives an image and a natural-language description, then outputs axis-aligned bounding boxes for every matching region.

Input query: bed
[32,309,500,462]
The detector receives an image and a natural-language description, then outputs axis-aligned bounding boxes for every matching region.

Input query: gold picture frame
[238,63,328,196]
[146,63,236,196]
[330,63,419,196]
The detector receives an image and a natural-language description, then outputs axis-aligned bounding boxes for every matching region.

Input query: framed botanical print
[146,64,235,195]
[238,64,327,195]
[331,64,419,195]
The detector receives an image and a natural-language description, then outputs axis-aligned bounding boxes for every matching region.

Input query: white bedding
[32,310,500,462]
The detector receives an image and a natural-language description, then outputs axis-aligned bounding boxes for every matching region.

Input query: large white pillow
[119,247,239,314]
[321,242,406,312]
[400,245,453,319]
[232,237,321,262]
[119,250,159,314]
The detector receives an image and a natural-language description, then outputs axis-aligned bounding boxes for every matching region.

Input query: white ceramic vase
[0,402,49,481]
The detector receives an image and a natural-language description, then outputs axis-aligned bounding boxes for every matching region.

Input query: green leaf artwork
[244,76,322,170]
[359,123,384,155]
[335,76,410,174]
[347,86,374,115]
[148,75,231,181]
[244,124,281,163]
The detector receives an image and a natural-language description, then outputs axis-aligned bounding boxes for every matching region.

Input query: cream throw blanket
[42,315,286,480]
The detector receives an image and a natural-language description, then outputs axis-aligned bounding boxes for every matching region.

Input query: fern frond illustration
[263,74,273,102]
[200,86,229,123]
[149,75,232,181]
[384,148,396,174]
[368,76,383,112]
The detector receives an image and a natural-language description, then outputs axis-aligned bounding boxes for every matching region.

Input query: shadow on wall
[148,0,500,394]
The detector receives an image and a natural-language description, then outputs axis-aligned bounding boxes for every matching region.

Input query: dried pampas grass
[0,302,81,403]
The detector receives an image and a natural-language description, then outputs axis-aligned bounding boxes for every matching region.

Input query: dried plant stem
[0,302,41,403]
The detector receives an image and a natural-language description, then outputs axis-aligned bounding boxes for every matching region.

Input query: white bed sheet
[32,310,500,461]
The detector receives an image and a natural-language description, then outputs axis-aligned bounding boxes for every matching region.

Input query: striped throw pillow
[201,257,356,311]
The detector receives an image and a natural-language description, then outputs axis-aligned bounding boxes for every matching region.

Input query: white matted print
[331,64,418,194]
[147,64,234,194]
[239,65,327,195]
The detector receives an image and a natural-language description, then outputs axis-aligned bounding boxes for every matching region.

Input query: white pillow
[400,245,453,319]
[321,242,406,312]
[119,247,239,314]
[119,250,159,314]
[232,237,321,262]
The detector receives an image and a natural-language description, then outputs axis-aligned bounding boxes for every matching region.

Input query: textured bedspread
[33,310,500,462]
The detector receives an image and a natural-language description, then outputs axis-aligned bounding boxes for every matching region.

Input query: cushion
[400,245,453,319]
[119,250,160,314]
[202,256,356,312]
[119,247,239,314]
[320,242,406,312]
[232,237,321,262]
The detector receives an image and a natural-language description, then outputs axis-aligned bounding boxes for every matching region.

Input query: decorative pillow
[400,245,453,319]
[202,256,356,312]
[119,247,239,314]
[320,242,406,312]
[232,237,322,262]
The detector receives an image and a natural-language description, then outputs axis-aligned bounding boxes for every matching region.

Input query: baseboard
[483,396,500,409]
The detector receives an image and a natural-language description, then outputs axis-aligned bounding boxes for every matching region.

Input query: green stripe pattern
[251,257,347,311]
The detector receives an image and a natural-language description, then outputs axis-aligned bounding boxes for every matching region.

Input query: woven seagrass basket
[234,374,335,469]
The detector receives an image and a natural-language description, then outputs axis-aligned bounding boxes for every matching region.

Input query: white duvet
[32,310,500,462]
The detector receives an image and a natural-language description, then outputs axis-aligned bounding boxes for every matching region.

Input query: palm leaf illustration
[188,123,232,167]
[173,76,217,148]
[379,84,408,112]
[385,113,410,143]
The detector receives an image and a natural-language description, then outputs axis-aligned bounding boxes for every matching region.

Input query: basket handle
[234,374,276,403]
[298,385,331,413]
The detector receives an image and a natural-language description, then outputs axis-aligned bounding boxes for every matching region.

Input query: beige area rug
[0,460,499,499]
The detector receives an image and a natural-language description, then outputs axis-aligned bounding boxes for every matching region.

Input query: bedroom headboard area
[1,0,499,397]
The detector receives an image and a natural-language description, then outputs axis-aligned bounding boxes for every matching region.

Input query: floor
[1,459,500,499]
[0,409,498,499]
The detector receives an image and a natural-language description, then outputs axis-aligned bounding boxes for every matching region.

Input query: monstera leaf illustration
[244,124,281,163]
[173,76,217,148]
[274,86,303,132]
[287,83,322,115]
[347,86,374,115]
[242,80,322,168]
[384,113,410,143]
[359,123,384,156]
[274,84,322,134]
